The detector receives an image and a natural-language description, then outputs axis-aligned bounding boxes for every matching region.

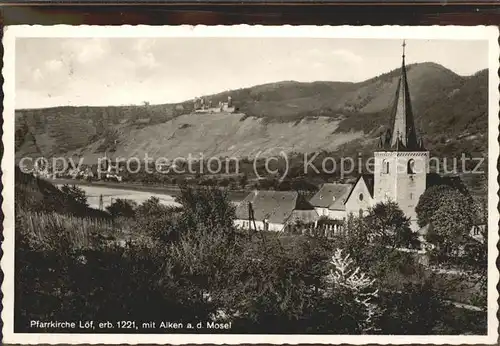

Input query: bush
[106,198,137,218]
[175,185,236,235]
[134,197,180,243]
[60,184,89,207]
[377,278,451,334]
[16,241,214,331]
[15,176,486,335]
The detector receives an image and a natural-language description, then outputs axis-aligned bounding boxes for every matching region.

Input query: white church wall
[394,152,429,224]
[345,178,374,216]
[373,151,429,228]
[373,152,398,202]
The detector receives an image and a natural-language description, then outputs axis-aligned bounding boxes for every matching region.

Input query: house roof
[309,183,352,210]
[235,190,298,224]
[287,209,320,225]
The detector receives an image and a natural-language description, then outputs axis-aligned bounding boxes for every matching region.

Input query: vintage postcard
[2,25,499,344]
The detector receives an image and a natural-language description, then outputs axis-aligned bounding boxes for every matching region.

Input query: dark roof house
[287,195,320,225]
[287,209,320,225]
[235,190,299,224]
[309,183,353,211]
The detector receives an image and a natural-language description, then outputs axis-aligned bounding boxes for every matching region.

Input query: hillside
[15,166,109,218]
[15,62,488,162]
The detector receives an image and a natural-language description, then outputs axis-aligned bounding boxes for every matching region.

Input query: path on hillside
[446,300,484,312]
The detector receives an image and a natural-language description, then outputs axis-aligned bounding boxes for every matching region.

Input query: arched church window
[407,159,415,174]
[359,193,364,201]
[383,159,390,174]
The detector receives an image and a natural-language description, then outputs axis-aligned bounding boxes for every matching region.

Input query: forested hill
[15,62,487,161]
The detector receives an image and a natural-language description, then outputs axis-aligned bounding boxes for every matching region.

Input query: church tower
[373,41,429,229]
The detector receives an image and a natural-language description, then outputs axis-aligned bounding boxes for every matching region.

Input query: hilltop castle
[194,95,235,113]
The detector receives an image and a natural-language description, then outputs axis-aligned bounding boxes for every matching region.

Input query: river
[53,180,247,210]
[67,185,182,210]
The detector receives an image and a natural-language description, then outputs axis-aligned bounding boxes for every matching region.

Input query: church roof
[309,183,352,210]
[379,41,425,152]
[361,174,374,197]
[344,174,375,202]
[235,190,298,224]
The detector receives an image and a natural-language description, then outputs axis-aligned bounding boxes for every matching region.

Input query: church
[236,42,434,233]
[310,41,428,231]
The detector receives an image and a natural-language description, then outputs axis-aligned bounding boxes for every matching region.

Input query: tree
[60,184,88,207]
[365,201,418,249]
[428,188,474,258]
[175,185,236,236]
[416,180,475,228]
[338,213,371,263]
[416,184,454,227]
[106,198,137,218]
[327,249,380,333]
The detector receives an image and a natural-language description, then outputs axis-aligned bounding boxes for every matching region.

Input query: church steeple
[380,40,424,151]
[373,41,429,231]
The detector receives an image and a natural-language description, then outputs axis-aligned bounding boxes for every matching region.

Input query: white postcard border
[2,25,499,344]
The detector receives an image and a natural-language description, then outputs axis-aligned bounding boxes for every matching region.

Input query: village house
[309,183,352,219]
[234,190,319,232]
[68,152,123,182]
[99,153,123,182]
[309,175,375,220]
[284,195,321,233]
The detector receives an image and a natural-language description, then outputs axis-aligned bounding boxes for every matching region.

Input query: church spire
[384,40,422,151]
[402,39,406,62]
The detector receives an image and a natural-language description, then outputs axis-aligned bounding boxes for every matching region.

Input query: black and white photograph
[2,25,499,344]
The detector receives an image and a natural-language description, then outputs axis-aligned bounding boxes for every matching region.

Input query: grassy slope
[15,62,487,161]
[15,166,109,218]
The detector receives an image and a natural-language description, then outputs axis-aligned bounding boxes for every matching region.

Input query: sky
[15,38,488,109]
